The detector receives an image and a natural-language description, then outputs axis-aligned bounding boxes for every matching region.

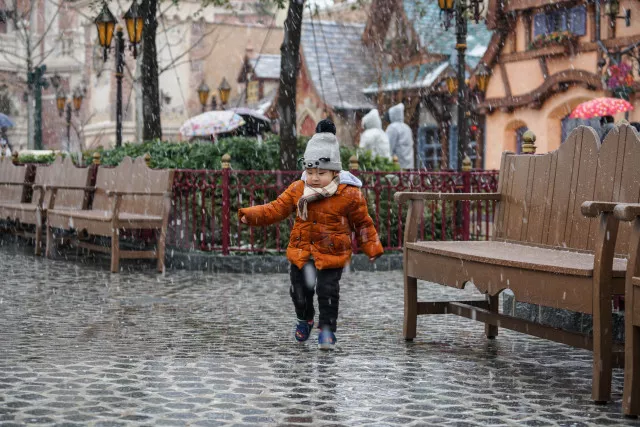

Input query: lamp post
[197,81,210,113]
[438,0,484,171]
[218,78,231,110]
[94,1,143,148]
[56,88,84,152]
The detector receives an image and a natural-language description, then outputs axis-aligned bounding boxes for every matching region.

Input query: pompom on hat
[315,119,336,135]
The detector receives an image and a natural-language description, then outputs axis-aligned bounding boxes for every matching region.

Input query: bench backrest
[35,156,93,209]
[92,156,174,216]
[494,124,640,255]
[0,157,32,203]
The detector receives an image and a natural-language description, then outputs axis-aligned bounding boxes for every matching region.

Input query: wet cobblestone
[0,245,639,426]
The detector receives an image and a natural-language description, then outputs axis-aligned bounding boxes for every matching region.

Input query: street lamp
[218,78,231,109]
[197,81,210,113]
[56,87,84,152]
[605,0,631,27]
[474,62,491,94]
[94,1,143,148]
[438,0,484,171]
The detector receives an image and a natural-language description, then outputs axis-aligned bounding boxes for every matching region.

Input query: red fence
[168,169,499,254]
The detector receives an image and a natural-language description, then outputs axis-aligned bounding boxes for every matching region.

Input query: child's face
[306,168,337,188]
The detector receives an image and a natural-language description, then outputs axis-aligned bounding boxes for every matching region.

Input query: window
[418,126,441,170]
[561,116,600,143]
[515,126,528,154]
[533,6,586,38]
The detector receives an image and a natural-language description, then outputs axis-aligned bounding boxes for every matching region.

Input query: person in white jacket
[359,109,391,159]
[386,103,415,169]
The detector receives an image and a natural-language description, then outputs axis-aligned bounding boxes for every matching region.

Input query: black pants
[289,262,342,332]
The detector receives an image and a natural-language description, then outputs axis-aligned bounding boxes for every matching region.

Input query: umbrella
[230,107,271,136]
[0,113,15,128]
[569,97,634,119]
[180,111,245,137]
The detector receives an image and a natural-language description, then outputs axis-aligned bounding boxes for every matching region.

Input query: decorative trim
[477,70,601,112]
[539,58,549,79]
[504,0,576,13]
[500,35,640,63]
[523,13,532,48]
[499,62,512,97]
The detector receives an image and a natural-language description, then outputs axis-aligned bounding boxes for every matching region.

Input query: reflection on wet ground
[0,243,638,426]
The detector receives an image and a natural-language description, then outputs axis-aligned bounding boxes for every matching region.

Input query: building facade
[480,0,640,169]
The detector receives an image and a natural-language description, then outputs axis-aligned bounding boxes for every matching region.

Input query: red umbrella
[569,97,634,119]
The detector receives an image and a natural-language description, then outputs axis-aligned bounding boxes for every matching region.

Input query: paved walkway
[0,244,639,427]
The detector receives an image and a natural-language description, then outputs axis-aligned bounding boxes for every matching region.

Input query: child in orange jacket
[238,120,383,350]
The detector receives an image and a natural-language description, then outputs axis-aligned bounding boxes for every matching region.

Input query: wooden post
[11,151,18,165]
[349,155,359,171]
[92,152,101,165]
[221,153,231,255]
[522,130,537,154]
[392,155,399,169]
[144,153,152,168]
[461,155,472,241]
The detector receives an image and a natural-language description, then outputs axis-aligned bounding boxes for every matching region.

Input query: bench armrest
[581,201,619,218]
[394,192,501,204]
[613,203,640,222]
[105,190,172,198]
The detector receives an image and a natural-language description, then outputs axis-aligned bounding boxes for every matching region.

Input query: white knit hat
[302,132,342,171]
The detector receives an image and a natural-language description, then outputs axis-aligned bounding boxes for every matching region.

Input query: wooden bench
[0,155,35,230]
[395,124,640,403]
[0,156,94,255]
[614,203,640,416]
[45,156,174,273]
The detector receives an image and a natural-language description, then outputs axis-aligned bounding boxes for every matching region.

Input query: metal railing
[168,166,499,254]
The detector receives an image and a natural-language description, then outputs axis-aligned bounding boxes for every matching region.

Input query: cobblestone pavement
[1,245,640,427]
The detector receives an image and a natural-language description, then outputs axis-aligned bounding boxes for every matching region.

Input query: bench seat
[407,240,627,277]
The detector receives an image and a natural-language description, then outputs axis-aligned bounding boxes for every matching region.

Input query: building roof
[363,61,449,94]
[248,54,281,80]
[300,20,376,110]
[364,1,493,94]
[403,0,493,62]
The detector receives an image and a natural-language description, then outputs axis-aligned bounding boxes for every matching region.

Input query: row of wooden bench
[0,154,174,273]
[396,124,640,416]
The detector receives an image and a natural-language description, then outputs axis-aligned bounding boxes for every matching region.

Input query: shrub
[80,136,400,172]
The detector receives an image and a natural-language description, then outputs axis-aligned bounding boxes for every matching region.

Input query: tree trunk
[141,0,162,141]
[277,0,304,171]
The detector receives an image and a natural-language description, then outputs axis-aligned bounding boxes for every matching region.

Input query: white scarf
[296,176,340,220]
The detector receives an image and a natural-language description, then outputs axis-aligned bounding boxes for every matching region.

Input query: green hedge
[19,136,399,172]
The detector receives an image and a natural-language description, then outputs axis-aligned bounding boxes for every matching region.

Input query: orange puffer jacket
[238,179,384,270]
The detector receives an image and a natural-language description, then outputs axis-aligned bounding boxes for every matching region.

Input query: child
[238,120,383,350]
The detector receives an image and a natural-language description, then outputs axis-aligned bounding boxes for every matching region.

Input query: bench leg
[592,289,613,403]
[404,275,418,341]
[45,224,53,258]
[34,213,43,256]
[624,324,640,416]
[156,227,166,273]
[110,228,120,273]
[485,294,499,339]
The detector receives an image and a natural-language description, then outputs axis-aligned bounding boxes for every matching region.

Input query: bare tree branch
[158,24,225,75]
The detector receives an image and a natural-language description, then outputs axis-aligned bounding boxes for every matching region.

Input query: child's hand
[240,216,247,224]
[369,256,378,263]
